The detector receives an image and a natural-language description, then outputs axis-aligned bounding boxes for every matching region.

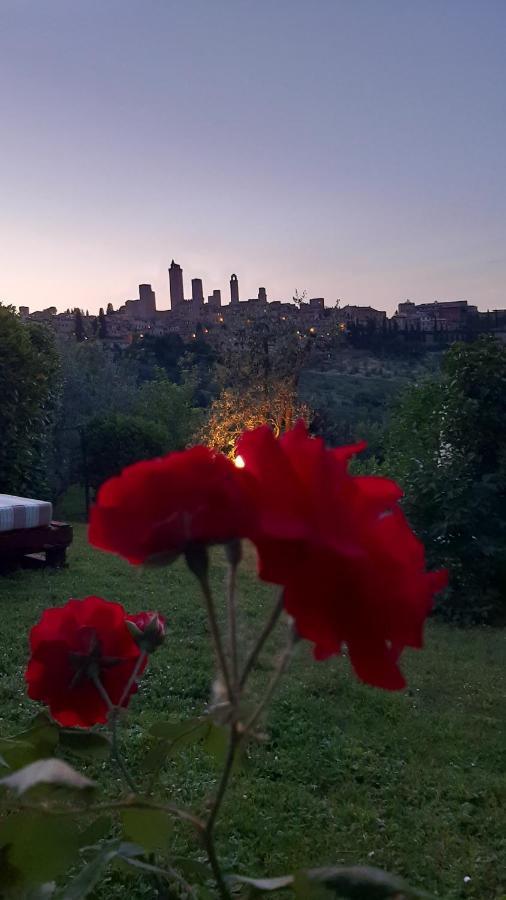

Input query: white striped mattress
[0,495,53,533]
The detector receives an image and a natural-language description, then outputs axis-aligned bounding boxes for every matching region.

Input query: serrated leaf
[121,807,173,852]
[59,730,111,760]
[0,812,81,882]
[0,759,94,796]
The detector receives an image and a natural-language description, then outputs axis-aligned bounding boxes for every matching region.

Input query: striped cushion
[0,495,53,533]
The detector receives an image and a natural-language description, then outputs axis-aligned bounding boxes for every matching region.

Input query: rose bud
[127,611,166,653]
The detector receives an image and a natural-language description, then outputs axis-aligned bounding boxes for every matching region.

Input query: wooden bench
[0,521,73,569]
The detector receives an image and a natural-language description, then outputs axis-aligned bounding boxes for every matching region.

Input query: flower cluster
[87,422,447,691]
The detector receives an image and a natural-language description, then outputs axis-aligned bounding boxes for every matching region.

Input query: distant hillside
[300,346,441,452]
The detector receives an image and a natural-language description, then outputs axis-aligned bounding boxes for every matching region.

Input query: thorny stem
[239,589,285,689]
[199,575,234,702]
[92,674,139,795]
[110,709,139,794]
[202,724,240,900]
[118,651,147,708]
[243,624,299,736]
[227,562,239,694]
[202,613,296,899]
[14,798,204,831]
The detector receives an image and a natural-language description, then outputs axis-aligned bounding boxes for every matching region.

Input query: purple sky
[1,0,505,314]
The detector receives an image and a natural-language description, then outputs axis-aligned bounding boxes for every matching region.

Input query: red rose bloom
[237,422,447,691]
[25,596,146,727]
[88,446,253,565]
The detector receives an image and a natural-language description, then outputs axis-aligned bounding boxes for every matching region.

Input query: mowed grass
[1,526,506,899]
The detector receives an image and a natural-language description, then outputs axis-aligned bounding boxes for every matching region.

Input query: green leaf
[64,842,144,900]
[17,715,59,754]
[150,716,209,742]
[23,884,56,899]
[140,740,172,774]
[121,807,173,852]
[294,871,333,899]
[172,856,213,884]
[0,715,59,771]
[79,815,114,847]
[303,865,416,898]
[0,812,81,883]
[0,759,95,796]
[203,723,230,766]
[142,717,211,772]
[59,730,111,760]
[0,738,39,771]
[228,874,293,891]
[63,845,119,900]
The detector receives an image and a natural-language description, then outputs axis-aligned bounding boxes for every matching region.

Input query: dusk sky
[1,0,505,314]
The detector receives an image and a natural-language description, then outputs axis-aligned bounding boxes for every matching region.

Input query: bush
[383,337,506,624]
[131,371,200,451]
[84,413,169,493]
[0,305,59,498]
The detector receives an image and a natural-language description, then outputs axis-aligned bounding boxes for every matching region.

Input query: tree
[131,370,200,451]
[74,308,85,343]
[0,305,60,497]
[84,413,169,493]
[384,337,506,623]
[98,307,107,339]
[201,383,311,457]
[52,340,138,498]
[201,315,312,455]
[292,288,308,308]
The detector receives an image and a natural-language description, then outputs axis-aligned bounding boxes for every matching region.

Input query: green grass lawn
[1,526,506,898]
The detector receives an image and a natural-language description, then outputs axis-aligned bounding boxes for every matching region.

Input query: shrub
[0,305,59,497]
[84,413,168,493]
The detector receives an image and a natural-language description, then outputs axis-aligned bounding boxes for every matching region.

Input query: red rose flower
[88,446,253,565]
[127,611,167,653]
[25,596,146,727]
[237,422,447,691]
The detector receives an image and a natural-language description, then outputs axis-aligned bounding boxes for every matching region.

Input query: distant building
[169,259,185,310]
[207,289,222,310]
[338,305,386,326]
[138,284,156,319]
[230,273,239,304]
[394,299,477,331]
[192,278,204,305]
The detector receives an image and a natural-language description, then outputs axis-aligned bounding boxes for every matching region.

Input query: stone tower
[139,284,156,319]
[169,260,185,310]
[191,278,204,305]
[230,273,239,304]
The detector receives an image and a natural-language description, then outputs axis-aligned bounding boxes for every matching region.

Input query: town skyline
[8,254,503,319]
